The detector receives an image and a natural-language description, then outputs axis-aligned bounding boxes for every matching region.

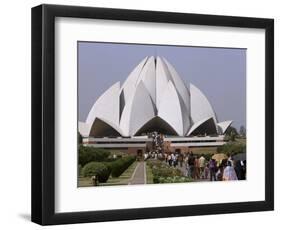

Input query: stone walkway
[129,161,146,185]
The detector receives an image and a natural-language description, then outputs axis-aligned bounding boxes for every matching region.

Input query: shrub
[82,162,110,183]
[147,160,184,184]
[151,165,182,178]
[110,156,136,177]
[79,145,111,166]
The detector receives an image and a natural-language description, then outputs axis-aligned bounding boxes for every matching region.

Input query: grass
[78,161,138,187]
[146,162,154,184]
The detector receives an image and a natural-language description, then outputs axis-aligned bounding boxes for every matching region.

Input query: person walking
[167,154,172,166]
[188,152,195,179]
[199,155,206,179]
[228,154,234,166]
[204,163,210,179]
[209,158,217,181]
[216,165,224,181]
[184,154,190,177]
[194,155,200,179]
[234,160,245,180]
[179,153,184,167]
[171,153,176,167]
[223,161,238,181]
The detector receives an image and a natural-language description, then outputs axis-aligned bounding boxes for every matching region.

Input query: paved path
[129,161,146,185]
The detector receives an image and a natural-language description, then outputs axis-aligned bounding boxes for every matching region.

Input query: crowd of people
[145,151,246,182]
[150,132,164,152]
[145,131,246,182]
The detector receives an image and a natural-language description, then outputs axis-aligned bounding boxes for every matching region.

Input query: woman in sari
[223,161,238,181]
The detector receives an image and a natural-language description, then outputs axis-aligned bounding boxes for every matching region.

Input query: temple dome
[79,56,232,137]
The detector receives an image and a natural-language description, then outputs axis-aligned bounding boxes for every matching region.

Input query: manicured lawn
[78,161,138,187]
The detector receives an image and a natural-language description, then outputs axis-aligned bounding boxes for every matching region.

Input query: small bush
[110,156,136,177]
[82,162,110,183]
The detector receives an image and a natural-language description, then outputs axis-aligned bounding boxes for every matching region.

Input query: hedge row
[110,156,136,178]
[81,156,136,183]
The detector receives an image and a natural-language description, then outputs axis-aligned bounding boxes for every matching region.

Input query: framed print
[31,4,274,225]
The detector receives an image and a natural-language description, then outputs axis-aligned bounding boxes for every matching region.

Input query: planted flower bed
[147,160,193,184]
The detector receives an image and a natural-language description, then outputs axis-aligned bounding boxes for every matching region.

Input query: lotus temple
[79,56,232,155]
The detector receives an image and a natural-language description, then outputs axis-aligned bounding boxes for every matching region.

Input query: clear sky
[78,42,246,130]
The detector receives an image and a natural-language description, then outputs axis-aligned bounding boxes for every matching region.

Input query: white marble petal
[90,117,124,137]
[190,83,218,125]
[162,57,190,112]
[136,56,156,105]
[129,81,156,136]
[155,56,172,109]
[217,120,233,134]
[86,81,120,129]
[187,116,216,136]
[120,56,148,104]
[78,121,91,137]
[158,81,183,136]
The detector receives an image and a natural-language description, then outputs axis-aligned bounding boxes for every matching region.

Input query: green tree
[239,125,246,138]
[217,142,246,155]
[78,146,111,166]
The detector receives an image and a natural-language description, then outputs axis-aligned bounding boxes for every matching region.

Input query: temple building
[79,56,232,154]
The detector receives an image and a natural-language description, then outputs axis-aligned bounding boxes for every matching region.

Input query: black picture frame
[31,4,274,225]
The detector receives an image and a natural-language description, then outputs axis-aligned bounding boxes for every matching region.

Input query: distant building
[79,56,232,154]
